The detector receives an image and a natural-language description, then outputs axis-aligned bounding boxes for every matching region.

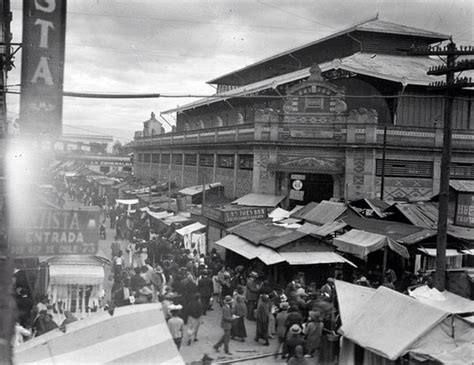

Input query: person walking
[231,287,247,342]
[275,301,290,355]
[245,272,259,320]
[186,293,203,345]
[282,325,305,361]
[167,304,184,350]
[213,295,235,355]
[254,294,270,346]
[197,270,213,315]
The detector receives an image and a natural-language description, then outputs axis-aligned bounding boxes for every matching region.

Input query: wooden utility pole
[409,42,474,291]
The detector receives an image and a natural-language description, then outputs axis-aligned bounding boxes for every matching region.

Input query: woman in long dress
[231,287,247,341]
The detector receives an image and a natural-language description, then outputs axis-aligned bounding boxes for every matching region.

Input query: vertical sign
[455,193,474,227]
[19,0,67,136]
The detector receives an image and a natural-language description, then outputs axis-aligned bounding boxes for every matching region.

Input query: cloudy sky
[7,0,473,141]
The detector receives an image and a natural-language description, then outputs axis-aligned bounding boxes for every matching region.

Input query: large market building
[131,17,474,208]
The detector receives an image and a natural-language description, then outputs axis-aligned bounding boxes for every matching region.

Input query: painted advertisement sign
[10,209,100,256]
[19,0,67,135]
[455,193,474,227]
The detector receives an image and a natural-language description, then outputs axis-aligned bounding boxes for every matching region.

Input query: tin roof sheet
[296,200,347,225]
[449,180,474,193]
[227,220,286,245]
[387,202,439,229]
[231,193,285,207]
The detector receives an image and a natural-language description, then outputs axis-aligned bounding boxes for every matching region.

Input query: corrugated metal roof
[260,231,307,249]
[297,200,347,225]
[355,19,448,38]
[207,17,448,85]
[350,198,391,218]
[291,202,319,219]
[215,234,284,265]
[231,193,285,207]
[164,52,451,114]
[387,202,439,229]
[344,215,436,244]
[298,220,348,237]
[448,225,474,241]
[340,286,449,360]
[227,220,286,245]
[449,180,474,193]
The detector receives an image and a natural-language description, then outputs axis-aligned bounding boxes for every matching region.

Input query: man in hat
[245,272,259,320]
[198,270,213,315]
[282,324,305,361]
[151,265,166,301]
[275,302,290,353]
[213,295,235,355]
[320,278,335,302]
[167,304,184,350]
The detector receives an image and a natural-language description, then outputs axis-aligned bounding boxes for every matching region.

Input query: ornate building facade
[131,18,474,207]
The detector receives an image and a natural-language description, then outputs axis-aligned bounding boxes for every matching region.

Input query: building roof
[449,180,474,193]
[163,52,448,114]
[408,285,474,314]
[386,202,439,229]
[259,230,308,249]
[293,200,347,225]
[297,221,348,237]
[231,193,285,207]
[178,182,222,196]
[339,286,449,360]
[278,251,355,266]
[207,17,448,85]
[344,215,436,244]
[350,198,392,218]
[227,219,287,245]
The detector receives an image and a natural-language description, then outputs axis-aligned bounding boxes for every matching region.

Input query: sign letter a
[31,57,54,85]
[35,0,56,13]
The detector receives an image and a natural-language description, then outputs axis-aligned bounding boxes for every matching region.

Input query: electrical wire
[5,90,473,102]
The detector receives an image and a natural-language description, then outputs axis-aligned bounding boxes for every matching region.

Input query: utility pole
[409,42,474,291]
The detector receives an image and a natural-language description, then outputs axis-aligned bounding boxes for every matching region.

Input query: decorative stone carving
[347,108,378,124]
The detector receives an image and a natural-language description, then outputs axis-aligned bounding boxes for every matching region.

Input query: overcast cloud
[6,0,473,141]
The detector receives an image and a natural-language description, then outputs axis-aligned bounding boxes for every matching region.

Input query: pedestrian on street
[110,238,121,260]
[186,293,203,345]
[167,304,184,350]
[231,286,247,341]
[197,270,213,315]
[213,295,235,355]
[254,294,270,346]
[245,272,259,320]
[275,301,290,355]
[282,324,305,361]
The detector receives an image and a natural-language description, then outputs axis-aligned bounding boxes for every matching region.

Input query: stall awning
[417,248,465,257]
[232,193,285,207]
[333,229,409,259]
[116,199,139,205]
[278,251,356,267]
[176,222,206,236]
[49,264,104,286]
[408,285,474,314]
[147,210,174,220]
[215,234,284,265]
[179,182,222,196]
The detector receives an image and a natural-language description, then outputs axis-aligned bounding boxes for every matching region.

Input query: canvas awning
[49,264,104,286]
[215,234,284,265]
[417,248,465,257]
[278,251,356,267]
[408,285,474,314]
[333,229,409,259]
[231,193,285,207]
[116,199,139,205]
[14,303,185,364]
[162,215,193,226]
[334,280,375,325]
[147,210,174,220]
[175,222,206,236]
[179,182,222,196]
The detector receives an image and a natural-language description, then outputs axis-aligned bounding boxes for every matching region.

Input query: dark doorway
[289,173,333,206]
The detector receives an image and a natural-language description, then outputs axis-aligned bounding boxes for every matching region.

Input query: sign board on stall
[455,193,474,227]
[202,205,267,224]
[19,0,67,135]
[290,189,305,201]
[9,209,101,257]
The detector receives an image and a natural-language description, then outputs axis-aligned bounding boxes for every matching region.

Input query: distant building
[135,112,164,138]
[56,153,132,175]
[131,17,474,207]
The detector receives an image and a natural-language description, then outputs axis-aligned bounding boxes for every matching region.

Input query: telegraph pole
[409,42,474,291]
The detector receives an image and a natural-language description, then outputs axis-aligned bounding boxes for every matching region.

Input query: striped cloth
[14,303,185,364]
